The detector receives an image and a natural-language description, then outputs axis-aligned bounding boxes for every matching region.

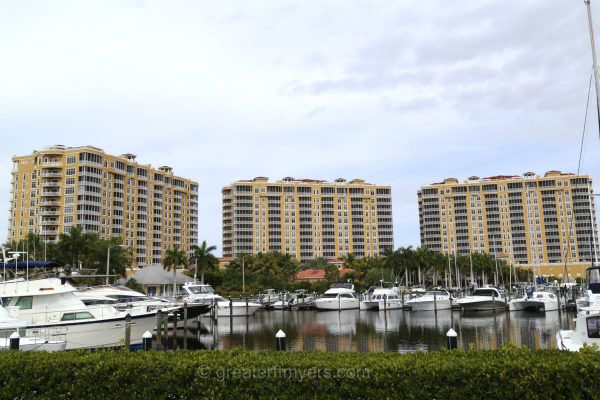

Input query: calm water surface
[156,308,576,352]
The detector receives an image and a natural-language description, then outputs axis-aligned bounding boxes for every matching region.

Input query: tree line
[2,230,535,295]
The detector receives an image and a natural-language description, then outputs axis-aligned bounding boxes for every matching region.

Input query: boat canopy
[1,261,62,269]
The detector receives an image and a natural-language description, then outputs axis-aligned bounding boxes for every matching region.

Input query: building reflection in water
[166,308,573,352]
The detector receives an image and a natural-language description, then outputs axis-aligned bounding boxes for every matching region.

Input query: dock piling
[9,331,19,350]
[125,313,131,350]
[276,330,286,351]
[446,328,457,350]
[143,330,152,351]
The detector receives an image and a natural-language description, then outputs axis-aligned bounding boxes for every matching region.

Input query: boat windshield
[426,291,445,296]
[588,267,600,294]
[187,285,215,295]
[329,282,353,290]
[107,295,151,303]
[321,293,339,299]
[473,289,498,297]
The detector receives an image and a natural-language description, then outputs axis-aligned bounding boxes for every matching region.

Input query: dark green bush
[0,345,599,399]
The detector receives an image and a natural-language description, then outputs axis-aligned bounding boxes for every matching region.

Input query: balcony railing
[41,190,61,197]
[41,162,63,168]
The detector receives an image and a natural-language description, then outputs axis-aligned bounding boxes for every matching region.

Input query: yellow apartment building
[8,145,199,267]
[222,177,393,262]
[418,171,599,278]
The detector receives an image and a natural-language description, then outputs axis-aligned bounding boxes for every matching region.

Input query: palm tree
[56,226,97,269]
[189,241,218,284]
[162,245,188,296]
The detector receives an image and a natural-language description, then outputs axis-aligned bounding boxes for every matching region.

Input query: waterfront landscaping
[1,345,598,399]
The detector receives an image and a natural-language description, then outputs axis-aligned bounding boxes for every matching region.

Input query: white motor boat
[181,282,261,317]
[361,286,402,310]
[314,282,359,311]
[0,305,66,351]
[289,290,315,309]
[406,289,452,311]
[508,291,559,312]
[0,277,156,350]
[557,311,600,351]
[76,285,211,320]
[258,289,280,309]
[457,286,506,311]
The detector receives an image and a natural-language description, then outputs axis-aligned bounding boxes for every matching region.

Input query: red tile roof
[296,269,326,280]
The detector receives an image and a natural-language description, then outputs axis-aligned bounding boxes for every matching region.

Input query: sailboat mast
[585,0,600,138]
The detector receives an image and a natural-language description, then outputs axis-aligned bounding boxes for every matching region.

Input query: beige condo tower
[8,145,199,267]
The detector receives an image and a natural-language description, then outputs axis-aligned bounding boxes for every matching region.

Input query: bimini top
[1,261,62,269]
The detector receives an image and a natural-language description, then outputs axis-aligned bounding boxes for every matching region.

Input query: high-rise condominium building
[418,171,599,277]
[222,177,393,262]
[8,145,199,266]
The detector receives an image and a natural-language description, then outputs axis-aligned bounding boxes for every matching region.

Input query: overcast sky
[2,0,600,256]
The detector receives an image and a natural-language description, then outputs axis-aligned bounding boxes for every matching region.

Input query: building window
[66,168,75,176]
[64,216,74,223]
[66,156,76,164]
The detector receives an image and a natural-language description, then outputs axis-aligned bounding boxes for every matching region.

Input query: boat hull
[216,303,261,317]
[26,312,157,350]
[314,299,359,311]
[410,299,451,312]
[459,298,506,311]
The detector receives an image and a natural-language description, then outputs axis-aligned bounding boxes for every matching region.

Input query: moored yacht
[314,282,359,311]
[75,285,210,320]
[508,291,559,312]
[0,277,156,350]
[557,311,600,351]
[181,282,261,317]
[406,289,452,311]
[457,286,506,311]
[360,286,402,310]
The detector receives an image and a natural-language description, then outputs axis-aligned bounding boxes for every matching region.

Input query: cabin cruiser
[557,311,600,351]
[75,285,210,320]
[314,282,359,311]
[361,286,402,310]
[0,305,66,351]
[457,286,506,311]
[0,277,156,350]
[508,291,559,312]
[181,282,261,317]
[406,289,452,311]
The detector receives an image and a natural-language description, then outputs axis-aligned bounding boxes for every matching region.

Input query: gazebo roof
[117,265,193,286]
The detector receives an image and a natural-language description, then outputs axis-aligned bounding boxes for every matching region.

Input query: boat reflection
[155,308,575,352]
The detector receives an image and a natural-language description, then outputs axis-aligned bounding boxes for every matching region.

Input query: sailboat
[558,0,600,350]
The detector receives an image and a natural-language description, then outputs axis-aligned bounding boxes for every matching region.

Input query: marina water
[156,309,575,352]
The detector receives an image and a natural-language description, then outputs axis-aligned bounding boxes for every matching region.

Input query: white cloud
[2,0,600,255]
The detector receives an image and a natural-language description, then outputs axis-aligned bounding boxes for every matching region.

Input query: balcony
[42,181,61,188]
[41,220,59,226]
[41,162,63,168]
[40,229,58,235]
[41,210,59,216]
[41,189,61,197]
[42,172,62,178]
[41,199,61,206]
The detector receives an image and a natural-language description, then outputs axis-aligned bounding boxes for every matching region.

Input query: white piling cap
[10,331,20,339]
[276,329,286,338]
[446,328,457,337]
[143,330,152,339]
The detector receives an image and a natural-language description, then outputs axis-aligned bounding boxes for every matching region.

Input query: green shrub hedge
[1,345,599,399]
